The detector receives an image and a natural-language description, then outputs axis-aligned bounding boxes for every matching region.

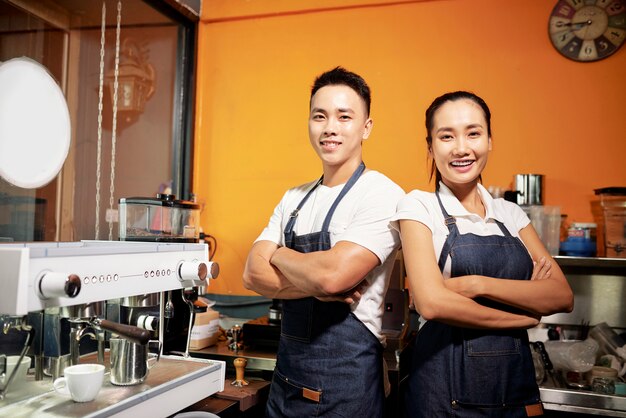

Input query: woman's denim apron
[266,162,384,418]
[404,192,542,417]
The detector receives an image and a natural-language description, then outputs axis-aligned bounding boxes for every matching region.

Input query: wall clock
[549,0,626,62]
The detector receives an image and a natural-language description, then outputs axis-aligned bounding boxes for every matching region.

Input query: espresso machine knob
[177,260,219,284]
[36,272,81,299]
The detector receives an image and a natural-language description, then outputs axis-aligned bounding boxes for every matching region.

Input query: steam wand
[0,317,34,400]
[181,289,195,358]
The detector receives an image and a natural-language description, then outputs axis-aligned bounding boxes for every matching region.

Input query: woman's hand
[443,275,480,299]
[441,258,555,301]
[530,256,552,281]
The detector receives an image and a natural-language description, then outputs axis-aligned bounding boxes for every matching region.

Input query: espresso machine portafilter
[42,301,106,381]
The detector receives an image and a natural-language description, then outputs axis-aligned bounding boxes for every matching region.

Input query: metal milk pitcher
[109,338,160,386]
[514,174,544,206]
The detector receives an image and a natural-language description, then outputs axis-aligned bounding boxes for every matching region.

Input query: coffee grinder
[242,299,282,349]
[118,193,218,355]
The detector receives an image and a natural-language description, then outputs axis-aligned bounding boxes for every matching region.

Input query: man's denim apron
[266,162,384,418]
[404,192,542,417]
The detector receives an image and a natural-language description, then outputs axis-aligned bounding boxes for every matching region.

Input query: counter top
[544,255,626,329]
[554,256,626,269]
[191,337,402,374]
[540,373,626,417]
[192,340,277,372]
[0,354,225,417]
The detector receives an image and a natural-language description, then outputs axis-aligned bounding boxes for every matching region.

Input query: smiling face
[429,98,492,190]
[309,84,372,182]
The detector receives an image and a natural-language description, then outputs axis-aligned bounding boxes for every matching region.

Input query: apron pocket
[464,329,521,356]
[270,368,322,416]
[454,330,526,406]
[281,298,314,342]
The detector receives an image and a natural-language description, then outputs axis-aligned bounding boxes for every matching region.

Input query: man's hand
[270,241,379,296]
[316,280,368,304]
[243,241,309,299]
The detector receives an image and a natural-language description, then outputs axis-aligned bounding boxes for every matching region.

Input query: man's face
[308,85,372,170]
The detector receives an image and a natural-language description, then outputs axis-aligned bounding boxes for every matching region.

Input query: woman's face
[429,98,491,188]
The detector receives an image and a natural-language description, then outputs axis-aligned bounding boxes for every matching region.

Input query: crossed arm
[243,239,379,301]
[399,220,574,330]
[442,223,574,316]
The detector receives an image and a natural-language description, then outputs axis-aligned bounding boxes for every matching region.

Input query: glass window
[0,0,197,242]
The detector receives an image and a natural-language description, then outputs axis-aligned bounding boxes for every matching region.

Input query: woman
[397,91,573,417]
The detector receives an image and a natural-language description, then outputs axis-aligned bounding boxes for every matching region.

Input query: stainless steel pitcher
[109,338,160,386]
[514,174,544,206]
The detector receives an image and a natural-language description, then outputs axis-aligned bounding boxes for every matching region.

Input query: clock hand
[562,19,592,28]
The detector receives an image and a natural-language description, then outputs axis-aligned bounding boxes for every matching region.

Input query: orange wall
[194,0,626,296]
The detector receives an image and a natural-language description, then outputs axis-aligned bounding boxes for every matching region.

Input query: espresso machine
[0,239,223,413]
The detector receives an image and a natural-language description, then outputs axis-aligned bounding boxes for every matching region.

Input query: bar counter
[0,353,225,417]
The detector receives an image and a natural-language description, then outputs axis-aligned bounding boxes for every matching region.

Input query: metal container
[109,338,160,386]
[514,174,544,206]
[58,302,105,319]
[43,354,71,381]
[120,294,159,308]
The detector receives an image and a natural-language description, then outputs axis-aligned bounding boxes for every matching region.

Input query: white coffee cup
[0,355,31,388]
[53,363,105,402]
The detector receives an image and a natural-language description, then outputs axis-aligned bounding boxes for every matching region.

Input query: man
[243,67,404,417]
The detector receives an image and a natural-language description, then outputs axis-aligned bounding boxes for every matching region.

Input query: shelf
[554,256,626,269]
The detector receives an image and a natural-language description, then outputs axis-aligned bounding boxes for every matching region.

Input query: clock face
[549,0,626,62]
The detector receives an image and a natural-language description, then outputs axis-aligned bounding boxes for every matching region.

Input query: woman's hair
[424,91,491,188]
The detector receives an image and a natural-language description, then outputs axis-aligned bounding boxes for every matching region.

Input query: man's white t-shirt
[256,170,405,344]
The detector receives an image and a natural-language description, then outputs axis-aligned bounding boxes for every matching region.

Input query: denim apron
[405,191,542,418]
[266,162,384,418]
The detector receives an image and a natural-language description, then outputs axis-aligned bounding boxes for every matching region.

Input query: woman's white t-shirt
[393,182,531,279]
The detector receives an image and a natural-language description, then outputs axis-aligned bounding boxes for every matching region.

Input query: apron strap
[320,162,366,233]
[435,191,515,270]
[494,219,513,237]
[435,191,458,272]
[284,162,366,236]
[284,176,323,235]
